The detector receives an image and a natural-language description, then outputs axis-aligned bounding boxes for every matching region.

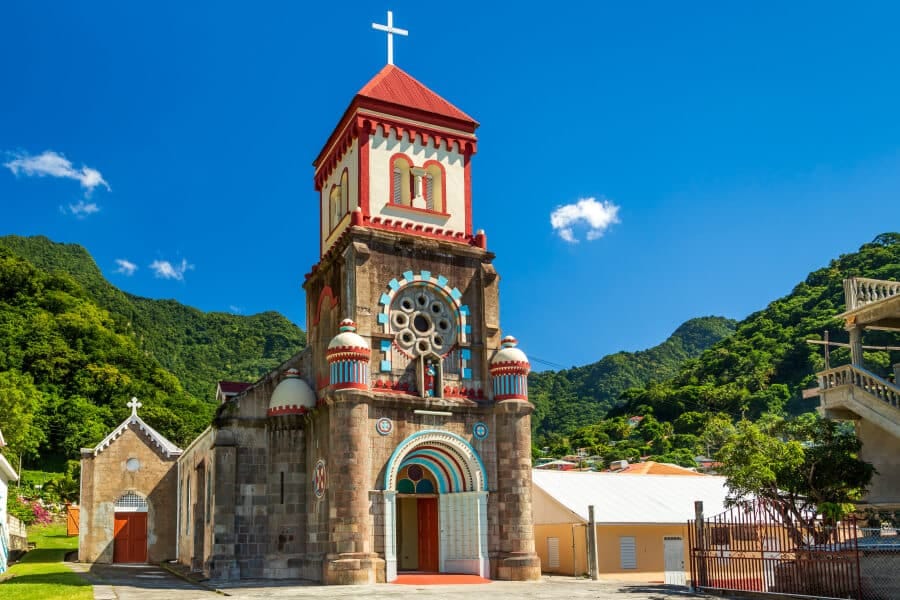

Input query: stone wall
[176,427,215,571]
[7,515,27,551]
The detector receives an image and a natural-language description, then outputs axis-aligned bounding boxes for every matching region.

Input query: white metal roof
[0,452,17,482]
[532,469,730,525]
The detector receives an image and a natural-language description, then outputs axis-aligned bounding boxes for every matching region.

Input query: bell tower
[304,47,540,583]
[312,64,481,258]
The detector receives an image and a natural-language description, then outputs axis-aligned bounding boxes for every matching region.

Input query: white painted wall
[320,139,359,254]
[368,129,466,232]
[0,452,18,573]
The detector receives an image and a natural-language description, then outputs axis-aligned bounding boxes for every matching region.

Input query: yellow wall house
[532,469,729,585]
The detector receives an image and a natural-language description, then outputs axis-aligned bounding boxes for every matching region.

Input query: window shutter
[425,174,434,210]
[392,168,401,204]
[619,536,637,569]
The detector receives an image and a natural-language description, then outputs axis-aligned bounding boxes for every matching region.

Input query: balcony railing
[820,364,900,411]
[844,277,900,311]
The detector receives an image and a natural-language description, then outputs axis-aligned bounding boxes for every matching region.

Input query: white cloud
[229,305,243,314]
[4,150,110,196]
[550,197,620,243]
[65,200,100,218]
[114,259,137,276]
[149,258,194,281]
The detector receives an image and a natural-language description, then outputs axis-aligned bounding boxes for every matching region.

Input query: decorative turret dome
[268,369,316,416]
[326,320,371,390]
[491,336,530,367]
[328,319,370,351]
[490,336,530,401]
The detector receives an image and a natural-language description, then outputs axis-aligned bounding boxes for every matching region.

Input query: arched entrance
[383,430,489,582]
[113,491,148,563]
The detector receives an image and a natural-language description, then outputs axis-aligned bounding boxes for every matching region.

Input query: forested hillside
[0,236,306,464]
[612,233,900,423]
[529,316,736,436]
[542,233,900,467]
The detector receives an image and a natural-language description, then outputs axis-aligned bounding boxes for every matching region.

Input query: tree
[717,413,874,544]
[0,369,45,458]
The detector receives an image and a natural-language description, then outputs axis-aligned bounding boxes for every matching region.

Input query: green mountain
[612,233,900,425]
[529,315,737,437]
[0,235,306,463]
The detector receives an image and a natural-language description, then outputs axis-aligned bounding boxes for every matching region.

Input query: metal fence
[689,501,865,600]
[857,526,900,600]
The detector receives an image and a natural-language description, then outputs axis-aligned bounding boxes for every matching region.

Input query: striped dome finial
[327,319,370,391]
[490,334,530,401]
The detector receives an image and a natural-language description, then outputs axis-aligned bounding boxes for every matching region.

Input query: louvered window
[392,168,402,204]
[424,174,434,210]
[619,536,637,569]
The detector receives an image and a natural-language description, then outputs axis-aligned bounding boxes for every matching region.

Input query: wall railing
[819,365,900,411]
[844,277,900,311]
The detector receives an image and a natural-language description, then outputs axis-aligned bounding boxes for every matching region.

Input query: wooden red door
[113,512,148,563]
[417,497,439,572]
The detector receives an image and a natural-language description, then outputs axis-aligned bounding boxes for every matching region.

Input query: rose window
[390,285,457,357]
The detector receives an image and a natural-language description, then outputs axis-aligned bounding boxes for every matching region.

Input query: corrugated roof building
[532,469,730,585]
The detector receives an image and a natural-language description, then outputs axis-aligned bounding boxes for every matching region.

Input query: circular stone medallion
[472,422,489,440]
[376,417,393,436]
[313,459,327,499]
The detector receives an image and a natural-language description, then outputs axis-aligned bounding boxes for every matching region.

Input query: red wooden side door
[113,512,148,563]
[417,497,439,572]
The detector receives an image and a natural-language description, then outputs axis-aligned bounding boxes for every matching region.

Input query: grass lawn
[0,522,93,600]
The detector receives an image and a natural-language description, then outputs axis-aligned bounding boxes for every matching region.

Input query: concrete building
[817,277,900,510]
[0,429,19,574]
[172,63,540,585]
[532,470,729,585]
[78,398,182,564]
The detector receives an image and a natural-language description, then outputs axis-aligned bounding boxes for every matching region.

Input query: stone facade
[172,64,541,584]
[79,408,181,564]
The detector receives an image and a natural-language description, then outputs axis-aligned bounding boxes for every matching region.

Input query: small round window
[126,458,141,472]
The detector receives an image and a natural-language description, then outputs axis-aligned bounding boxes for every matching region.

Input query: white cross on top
[372,10,408,66]
[127,397,142,415]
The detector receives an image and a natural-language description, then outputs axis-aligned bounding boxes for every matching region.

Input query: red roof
[218,381,252,395]
[356,65,476,125]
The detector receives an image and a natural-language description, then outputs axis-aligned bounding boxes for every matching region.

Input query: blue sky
[1,1,898,369]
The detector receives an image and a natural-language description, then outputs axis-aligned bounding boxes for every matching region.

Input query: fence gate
[688,500,861,600]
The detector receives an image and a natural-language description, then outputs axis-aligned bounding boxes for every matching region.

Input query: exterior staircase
[818,365,900,438]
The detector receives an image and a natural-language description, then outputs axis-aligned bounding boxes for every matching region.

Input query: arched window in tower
[391,155,412,206]
[329,184,342,231]
[340,169,349,213]
[423,161,444,212]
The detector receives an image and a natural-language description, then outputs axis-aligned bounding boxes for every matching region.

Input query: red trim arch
[387,152,414,206]
[422,159,447,214]
[312,286,339,327]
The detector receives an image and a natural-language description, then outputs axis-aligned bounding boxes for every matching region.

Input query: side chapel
[80,36,541,584]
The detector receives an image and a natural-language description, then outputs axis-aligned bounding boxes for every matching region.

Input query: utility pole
[587,505,599,580]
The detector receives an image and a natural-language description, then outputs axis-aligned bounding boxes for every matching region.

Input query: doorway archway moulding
[383,429,488,492]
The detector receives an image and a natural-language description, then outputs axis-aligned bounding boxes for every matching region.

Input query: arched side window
[114,491,148,513]
[340,169,349,214]
[423,161,445,213]
[391,155,412,206]
[329,185,342,231]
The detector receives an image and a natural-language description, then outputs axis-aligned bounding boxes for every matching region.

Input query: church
[79,18,541,584]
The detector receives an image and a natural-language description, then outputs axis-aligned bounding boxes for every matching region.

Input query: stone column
[382,490,397,582]
[323,394,382,584]
[493,399,541,581]
[848,324,864,367]
[209,429,240,580]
